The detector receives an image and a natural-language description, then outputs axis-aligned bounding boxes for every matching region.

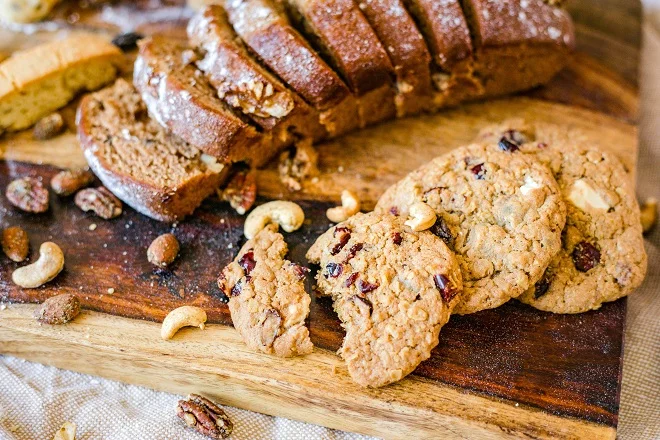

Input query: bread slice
[401,0,481,106]
[0,33,121,133]
[460,0,575,97]
[356,0,434,116]
[223,0,360,136]
[188,5,326,146]
[77,79,227,222]
[133,36,276,167]
[284,0,396,126]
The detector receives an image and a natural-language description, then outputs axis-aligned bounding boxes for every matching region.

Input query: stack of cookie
[301,119,647,387]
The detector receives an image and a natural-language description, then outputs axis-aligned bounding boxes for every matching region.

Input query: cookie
[376,143,567,315]
[307,212,462,387]
[218,224,313,357]
[478,120,647,313]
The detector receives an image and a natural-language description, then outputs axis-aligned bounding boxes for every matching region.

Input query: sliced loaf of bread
[284,0,397,126]
[223,0,360,136]
[133,36,276,167]
[77,79,227,222]
[356,0,434,116]
[0,33,121,133]
[188,5,326,145]
[460,0,575,97]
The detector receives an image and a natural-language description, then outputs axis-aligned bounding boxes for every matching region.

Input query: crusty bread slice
[356,0,434,116]
[223,0,360,136]
[0,33,121,133]
[460,0,575,97]
[188,5,326,145]
[133,36,276,167]
[77,79,227,222]
[284,0,396,126]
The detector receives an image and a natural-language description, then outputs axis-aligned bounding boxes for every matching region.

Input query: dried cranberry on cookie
[307,212,462,387]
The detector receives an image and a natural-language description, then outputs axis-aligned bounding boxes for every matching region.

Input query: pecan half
[33,112,65,140]
[51,169,95,196]
[278,140,319,192]
[219,169,257,215]
[2,226,29,262]
[74,187,122,219]
[177,394,233,439]
[6,177,49,213]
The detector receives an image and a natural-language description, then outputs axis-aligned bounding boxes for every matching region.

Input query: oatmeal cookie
[307,212,462,387]
[376,143,566,315]
[478,120,647,313]
[218,224,313,357]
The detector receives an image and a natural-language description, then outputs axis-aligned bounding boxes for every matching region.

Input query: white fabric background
[1,4,660,440]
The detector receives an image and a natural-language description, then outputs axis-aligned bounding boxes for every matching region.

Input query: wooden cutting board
[0,1,641,438]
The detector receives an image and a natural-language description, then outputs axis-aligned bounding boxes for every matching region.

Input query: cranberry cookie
[307,212,462,387]
[376,143,566,315]
[218,224,313,357]
[479,120,647,313]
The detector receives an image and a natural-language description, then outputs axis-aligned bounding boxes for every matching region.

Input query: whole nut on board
[161,306,207,340]
[326,190,360,223]
[74,186,122,219]
[6,177,49,213]
[2,226,29,262]
[243,200,305,239]
[219,168,257,215]
[147,233,180,267]
[177,394,233,439]
[33,112,65,140]
[51,169,95,196]
[34,293,81,325]
[12,242,64,288]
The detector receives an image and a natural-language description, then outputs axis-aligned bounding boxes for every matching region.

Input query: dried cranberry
[498,137,519,153]
[357,279,379,293]
[534,276,551,298]
[325,262,343,278]
[389,206,400,216]
[429,218,453,247]
[434,274,458,303]
[392,232,403,245]
[331,231,351,255]
[572,241,601,272]
[291,263,310,280]
[345,272,359,287]
[343,243,363,262]
[239,250,256,276]
[230,280,243,297]
[470,163,486,179]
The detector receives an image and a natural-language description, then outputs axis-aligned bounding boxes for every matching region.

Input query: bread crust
[356,0,434,116]
[188,5,326,143]
[224,0,360,136]
[133,36,275,166]
[77,79,226,223]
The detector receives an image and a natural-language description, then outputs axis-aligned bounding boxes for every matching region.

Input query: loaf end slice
[77,79,227,222]
[461,0,575,97]
[133,36,276,167]
[0,33,121,132]
[188,5,326,145]
[224,0,360,136]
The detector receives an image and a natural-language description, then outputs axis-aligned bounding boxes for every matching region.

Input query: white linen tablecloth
[1,5,659,440]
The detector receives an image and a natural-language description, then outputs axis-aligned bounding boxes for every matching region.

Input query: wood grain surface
[0,0,641,438]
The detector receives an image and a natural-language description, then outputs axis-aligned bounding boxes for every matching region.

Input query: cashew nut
[326,190,361,223]
[404,202,437,232]
[161,305,207,340]
[53,422,76,440]
[640,197,657,234]
[244,200,305,239]
[12,242,64,288]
